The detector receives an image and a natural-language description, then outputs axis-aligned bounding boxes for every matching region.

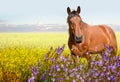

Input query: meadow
[0,32,120,82]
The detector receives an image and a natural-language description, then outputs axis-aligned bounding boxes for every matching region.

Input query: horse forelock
[67,10,80,21]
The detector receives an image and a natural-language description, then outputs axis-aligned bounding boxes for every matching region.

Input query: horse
[67,6,117,59]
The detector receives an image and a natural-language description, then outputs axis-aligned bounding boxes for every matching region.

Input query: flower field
[0,32,120,82]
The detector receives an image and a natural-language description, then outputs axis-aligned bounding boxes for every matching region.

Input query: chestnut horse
[67,6,117,59]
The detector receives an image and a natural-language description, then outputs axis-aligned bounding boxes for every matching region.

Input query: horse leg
[71,45,82,56]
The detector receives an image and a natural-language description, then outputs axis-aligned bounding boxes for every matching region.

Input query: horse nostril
[75,35,83,43]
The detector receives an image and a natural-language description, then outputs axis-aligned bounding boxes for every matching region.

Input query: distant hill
[0,23,67,32]
[0,23,119,32]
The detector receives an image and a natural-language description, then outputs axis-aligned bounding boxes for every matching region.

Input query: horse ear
[67,7,71,15]
[77,6,81,14]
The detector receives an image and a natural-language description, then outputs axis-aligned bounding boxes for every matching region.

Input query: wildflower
[56,45,65,55]
[111,65,116,72]
[98,54,102,59]
[117,72,120,76]
[42,73,46,80]
[103,66,107,71]
[67,61,71,65]
[88,78,92,82]
[100,72,105,77]
[79,77,83,80]
[51,78,55,82]
[66,63,69,67]
[63,67,68,72]
[52,58,56,62]
[98,60,103,66]
[107,77,111,80]
[73,79,76,82]
[57,68,61,71]
[49,73,51,76]
[66,77,69,80]
[60,64,64,68]
[44,47,53,61]
[58,78,62,81]
[73,67,78,72]
[90,61,94,66]
[118,58,120,67]
[76,74,80,79]
[62,57,67,62]
[113,56,117,61]
[30,66,39,76]
[95,61,99,65]
[93,72,99,78]
[104,45,112,53]
[70,73,74,77]
[103,52,108,62]
[118,58,120,63]
[110,75,115,81]
[83,74,87,79]
[28,76,35,82]
[81,79,84,82]
[54,64,59,70]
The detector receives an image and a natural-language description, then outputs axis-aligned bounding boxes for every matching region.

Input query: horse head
[67,6,83,43]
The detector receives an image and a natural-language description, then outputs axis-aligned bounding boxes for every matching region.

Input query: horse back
[87,25,117,54]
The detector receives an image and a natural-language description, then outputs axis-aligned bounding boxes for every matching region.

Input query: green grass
[0,32,120,81]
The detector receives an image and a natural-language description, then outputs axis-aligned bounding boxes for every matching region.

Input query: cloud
[0,19,6,24]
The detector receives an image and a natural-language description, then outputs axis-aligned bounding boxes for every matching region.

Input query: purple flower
[103,52,109,61]
[42,73,46,80]
[93,72,99,78]
[73,79,76,82]
[73,67,78,72]
[98,60,103,66]
[107,77,111,80]
[104,45,112,53]
[88,78,92,82]
[59,56,67,62]
[83,74,87,79]
[28,76,35,82]
[103,66,107,71]
[100,72,106,77]
[56,45,65,55]
[118,58,120,67]
[70,73,74,77]
[110,75,115,81]
[118,58,120,62]
[76,74,80,79]
[63,68,68,72]
[52,58,56,62]
[30,66,39,76]
[58,78,62,81]
[54,64,59,70]
[117,72,120,76]
[111,65,116,72]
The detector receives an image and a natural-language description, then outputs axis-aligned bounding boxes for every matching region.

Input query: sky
[0,0,120,25]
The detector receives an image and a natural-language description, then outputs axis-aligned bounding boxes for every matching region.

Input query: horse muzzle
[75,35,83,43]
